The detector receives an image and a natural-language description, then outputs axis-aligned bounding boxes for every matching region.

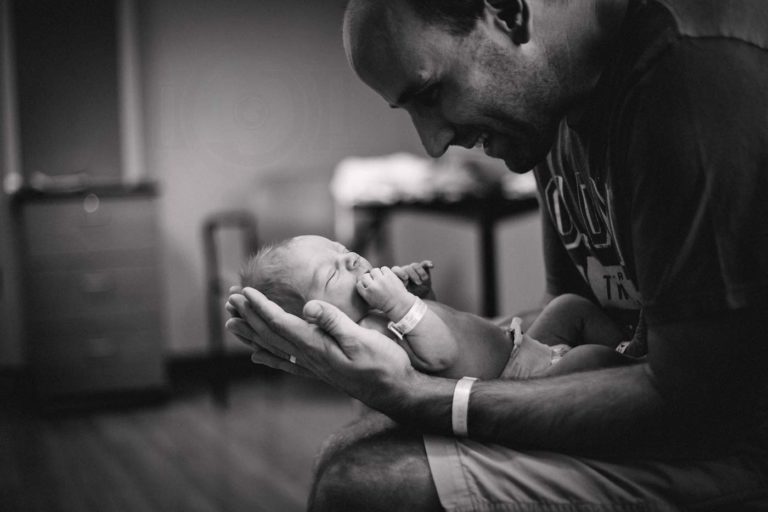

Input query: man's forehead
[346,1,433,104]
[345,0,428,63]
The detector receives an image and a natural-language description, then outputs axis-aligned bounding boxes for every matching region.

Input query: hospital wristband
[387,297,428,340]
[451,376,477,437]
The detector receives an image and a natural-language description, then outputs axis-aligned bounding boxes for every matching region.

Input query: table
[346,192,539,317]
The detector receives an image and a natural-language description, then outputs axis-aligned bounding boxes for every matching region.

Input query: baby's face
[286,235,373,322]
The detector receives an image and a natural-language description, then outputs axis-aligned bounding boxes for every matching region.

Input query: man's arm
[228,287,763,458]
[397,307,766,456]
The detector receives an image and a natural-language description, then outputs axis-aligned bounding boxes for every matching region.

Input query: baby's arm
[357,267,511,379]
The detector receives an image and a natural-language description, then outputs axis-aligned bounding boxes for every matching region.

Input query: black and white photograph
[1,0,766,510]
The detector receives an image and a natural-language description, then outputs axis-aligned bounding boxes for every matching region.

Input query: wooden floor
[0,374,359,512]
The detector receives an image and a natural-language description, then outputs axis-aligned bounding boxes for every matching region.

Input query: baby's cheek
[350,291,370,321]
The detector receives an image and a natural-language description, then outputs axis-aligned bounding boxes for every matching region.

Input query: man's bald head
[340,0,623,172]
[343,0,485,66]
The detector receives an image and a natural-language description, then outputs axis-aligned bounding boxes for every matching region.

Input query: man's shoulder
[652,0,768,50]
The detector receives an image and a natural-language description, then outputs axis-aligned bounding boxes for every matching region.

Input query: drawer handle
[80,195,112,227]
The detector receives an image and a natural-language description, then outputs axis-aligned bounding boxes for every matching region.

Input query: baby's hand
[392,260,435,299]
[356,266,413,320]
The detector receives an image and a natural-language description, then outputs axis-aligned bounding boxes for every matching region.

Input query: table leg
[479,219,497,317]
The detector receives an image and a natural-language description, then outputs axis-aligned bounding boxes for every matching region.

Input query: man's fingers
[225,300,241,318]
[230,290,300,357]
[226,318,294,360]
[250,349,316,379]
[225,317,256,343]
[303,300,362,357]
[230,329,256,348]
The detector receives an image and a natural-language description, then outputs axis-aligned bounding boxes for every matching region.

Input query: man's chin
[492,133,551,173]
[502,149,546,174]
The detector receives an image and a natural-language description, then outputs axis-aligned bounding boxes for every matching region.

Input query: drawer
[23,196,157,256]
[27,247,158,272]
[25,266,162,320]
[27,309,163,342]
[31,327,166,396]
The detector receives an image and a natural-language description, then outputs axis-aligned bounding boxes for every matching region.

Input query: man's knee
[309,421,442,512]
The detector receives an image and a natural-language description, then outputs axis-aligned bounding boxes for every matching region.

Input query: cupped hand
[226,287,416,408]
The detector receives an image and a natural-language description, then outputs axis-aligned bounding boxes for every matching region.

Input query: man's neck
[560,0,630,126]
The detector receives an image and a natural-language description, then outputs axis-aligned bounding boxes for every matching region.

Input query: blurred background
[0,0,545,510]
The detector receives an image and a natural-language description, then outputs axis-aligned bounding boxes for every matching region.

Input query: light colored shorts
[423,435,768,511]
[424,319,768,511]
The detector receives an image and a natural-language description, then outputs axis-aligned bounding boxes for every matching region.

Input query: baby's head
[241,235,373,322]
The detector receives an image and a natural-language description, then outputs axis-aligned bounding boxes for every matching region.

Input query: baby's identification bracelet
[452,376,477,437]
[387,297,428,340]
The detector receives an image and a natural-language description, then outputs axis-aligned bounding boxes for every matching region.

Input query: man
[227,0,768,509]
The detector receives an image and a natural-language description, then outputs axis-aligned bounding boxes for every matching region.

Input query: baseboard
[166,350,278,384]
[1,352,278,412]
[0,364,30,404]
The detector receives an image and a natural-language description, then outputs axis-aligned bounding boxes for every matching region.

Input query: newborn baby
[241,235,636,380]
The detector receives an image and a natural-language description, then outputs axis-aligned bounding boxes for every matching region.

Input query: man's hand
[392,260,435,299]
[226,287,418,409]
[356,266,414,319]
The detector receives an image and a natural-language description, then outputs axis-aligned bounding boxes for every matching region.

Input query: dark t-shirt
[535,0,768,328]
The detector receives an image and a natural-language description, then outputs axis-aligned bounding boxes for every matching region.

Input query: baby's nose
[344,252,359,270]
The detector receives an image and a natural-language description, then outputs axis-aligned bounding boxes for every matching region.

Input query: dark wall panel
[13,0,121,180]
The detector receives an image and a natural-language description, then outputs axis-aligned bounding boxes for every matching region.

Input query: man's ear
[485,0,530,45]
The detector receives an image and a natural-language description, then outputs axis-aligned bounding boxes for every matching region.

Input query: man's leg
[422,435,767,512]
[310,413,767,512]
[529,293,626,347]
[309,411,442,512]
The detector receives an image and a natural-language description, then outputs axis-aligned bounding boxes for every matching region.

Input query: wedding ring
[288,354,297,365]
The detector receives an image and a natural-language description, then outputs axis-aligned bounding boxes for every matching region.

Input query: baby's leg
[528,294,625,348]
[541,344,637,377]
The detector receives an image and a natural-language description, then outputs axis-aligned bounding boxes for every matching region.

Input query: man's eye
[416,84,441,108]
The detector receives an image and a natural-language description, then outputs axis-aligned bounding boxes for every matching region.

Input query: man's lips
[471,132,490,150]
[471,131,505,158]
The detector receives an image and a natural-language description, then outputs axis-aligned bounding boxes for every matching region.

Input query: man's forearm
[389,363,668,457]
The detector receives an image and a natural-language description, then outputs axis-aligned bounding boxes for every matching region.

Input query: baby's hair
[240,239,306,317]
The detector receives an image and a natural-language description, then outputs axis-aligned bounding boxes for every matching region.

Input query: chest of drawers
[13,186,166,400]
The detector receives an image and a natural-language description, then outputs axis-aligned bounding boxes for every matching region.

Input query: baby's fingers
[402,265,419,284]
[390,266,409,282]
[415,261,433,281]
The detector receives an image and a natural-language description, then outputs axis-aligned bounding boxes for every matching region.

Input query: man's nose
[411,112,453,158]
